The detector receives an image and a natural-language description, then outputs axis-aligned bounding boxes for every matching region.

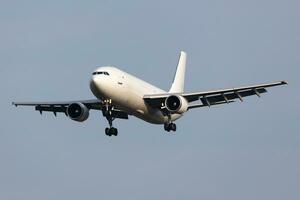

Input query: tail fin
[169,51,187,93]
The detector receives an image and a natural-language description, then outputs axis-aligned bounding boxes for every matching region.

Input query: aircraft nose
[90,76,100,92]
[90,76,97,85]
[90,75,109,99]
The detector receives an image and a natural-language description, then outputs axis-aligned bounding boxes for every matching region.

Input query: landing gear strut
[103,99,118,136]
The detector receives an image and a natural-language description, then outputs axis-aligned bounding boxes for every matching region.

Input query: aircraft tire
[164,123,170,132]
[105,127,111,136]
[112,128,118,136]
[171,123,177,132]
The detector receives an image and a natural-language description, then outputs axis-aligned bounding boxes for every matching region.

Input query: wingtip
[281,81,288,85]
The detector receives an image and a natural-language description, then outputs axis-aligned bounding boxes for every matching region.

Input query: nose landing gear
[103,99,118,137]
[105,115,118,137]
[105,127,118,136]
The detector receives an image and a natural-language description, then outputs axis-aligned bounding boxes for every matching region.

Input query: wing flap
[184,81,286,102]
[189,100,235,109]
[200,88,267,106]
[35,105,66,113]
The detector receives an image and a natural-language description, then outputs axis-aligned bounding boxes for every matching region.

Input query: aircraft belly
[114,94,182,124]
[107,87,164,124]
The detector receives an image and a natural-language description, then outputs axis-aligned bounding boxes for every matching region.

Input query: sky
[0,0,299,199]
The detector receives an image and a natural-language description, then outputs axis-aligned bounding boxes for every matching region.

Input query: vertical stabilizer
[169,51,187,93]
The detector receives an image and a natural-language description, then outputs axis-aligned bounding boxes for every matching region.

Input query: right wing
[12,99,129,119]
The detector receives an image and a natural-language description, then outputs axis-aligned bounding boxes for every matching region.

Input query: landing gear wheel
[110,127,118,136]
[105,127,111,136]
[164,123,177,132]
[105,127,118,136]
[170,123,177,131]
[164,123,170,132]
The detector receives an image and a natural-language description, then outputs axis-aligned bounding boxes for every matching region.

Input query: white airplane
[13,51,287,136]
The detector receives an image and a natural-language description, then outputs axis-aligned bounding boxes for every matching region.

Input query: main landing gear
[103,99,118,137]
[164,123,177,132]
[164,115,177,132]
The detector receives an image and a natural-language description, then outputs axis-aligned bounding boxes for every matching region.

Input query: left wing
[12,99,129,119]
[144,81,287,109]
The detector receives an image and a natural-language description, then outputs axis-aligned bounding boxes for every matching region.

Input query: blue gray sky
[1,0,299,199]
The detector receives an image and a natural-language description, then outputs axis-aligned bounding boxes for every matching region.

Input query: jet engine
[165,95,188,114]
[66,102,89,122]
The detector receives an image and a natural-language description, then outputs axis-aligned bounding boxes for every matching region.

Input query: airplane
[13,51,287,136]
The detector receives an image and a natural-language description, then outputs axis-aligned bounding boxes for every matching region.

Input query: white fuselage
[89,66,182,124]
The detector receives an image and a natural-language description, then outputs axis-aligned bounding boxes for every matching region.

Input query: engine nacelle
[165,95,188,114]
[66,102,89,122]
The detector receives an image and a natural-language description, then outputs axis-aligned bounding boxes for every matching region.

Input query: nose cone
[90,76,97,89]
[90,76,103,98]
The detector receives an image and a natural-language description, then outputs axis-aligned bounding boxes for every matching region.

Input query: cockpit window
[92,71,110,76]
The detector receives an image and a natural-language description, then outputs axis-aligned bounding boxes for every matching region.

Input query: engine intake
[165,95,188,114]
[66,102,89,122]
